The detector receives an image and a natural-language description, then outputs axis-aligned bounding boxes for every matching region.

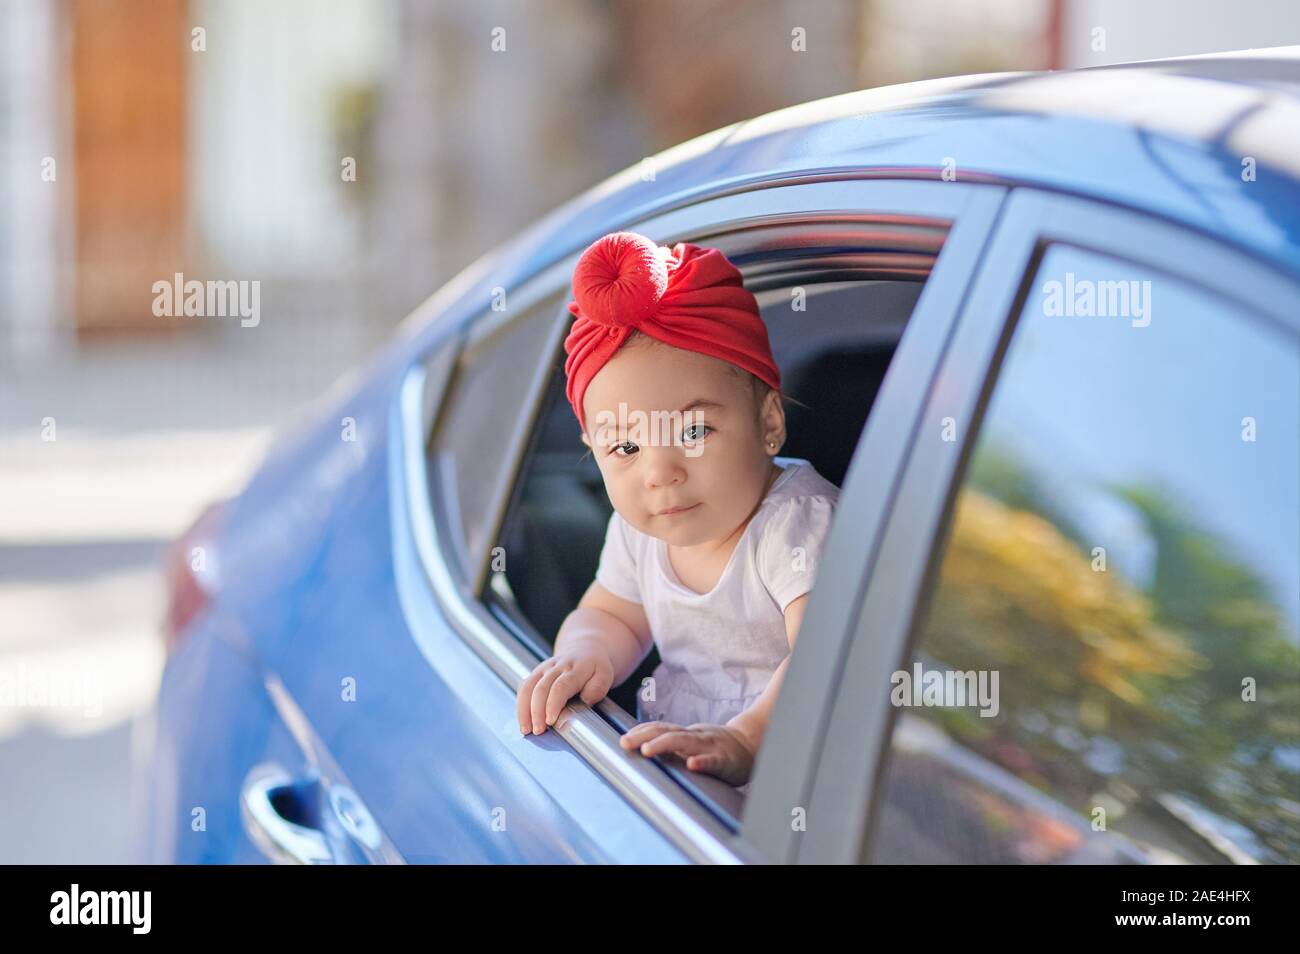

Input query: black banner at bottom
[0,863,1289,939]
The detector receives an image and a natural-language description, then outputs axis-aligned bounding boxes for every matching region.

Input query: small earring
[767,441,776,448]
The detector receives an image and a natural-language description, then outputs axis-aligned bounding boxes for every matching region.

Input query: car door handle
[241,765,344,864]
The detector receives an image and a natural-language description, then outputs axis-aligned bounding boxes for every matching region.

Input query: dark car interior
[489,275,925,715]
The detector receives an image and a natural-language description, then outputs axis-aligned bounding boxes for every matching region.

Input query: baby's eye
[611,440,639,457]
[682,423,712,444]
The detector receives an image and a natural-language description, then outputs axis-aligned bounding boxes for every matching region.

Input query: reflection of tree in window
[918,445,1300,864]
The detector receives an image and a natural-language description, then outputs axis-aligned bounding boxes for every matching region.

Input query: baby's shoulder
[763,459,840,512]
[754,460,839,544]
[750,461,839,594]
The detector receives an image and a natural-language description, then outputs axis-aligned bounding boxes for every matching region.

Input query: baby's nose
[642,445,685,487]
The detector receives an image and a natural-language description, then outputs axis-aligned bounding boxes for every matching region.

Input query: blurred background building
[1,0,1296,862]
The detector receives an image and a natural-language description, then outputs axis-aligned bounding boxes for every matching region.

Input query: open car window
[484,220,951,826]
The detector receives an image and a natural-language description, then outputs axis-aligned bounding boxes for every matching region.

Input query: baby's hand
[619,721,757,787]
[517,640,615,736]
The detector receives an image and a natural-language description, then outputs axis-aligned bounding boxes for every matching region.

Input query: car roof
[403,47,1300,351]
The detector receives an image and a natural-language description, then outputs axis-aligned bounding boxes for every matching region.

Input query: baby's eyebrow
[678,398,724,414]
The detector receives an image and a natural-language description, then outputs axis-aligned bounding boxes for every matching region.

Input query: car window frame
[483,236,959,830]
[794,187,1300,865]
[399,177,1010,864]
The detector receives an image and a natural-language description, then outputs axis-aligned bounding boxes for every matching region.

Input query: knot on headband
[568,231,670,328]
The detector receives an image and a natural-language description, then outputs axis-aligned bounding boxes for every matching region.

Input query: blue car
[133,47,1300,865]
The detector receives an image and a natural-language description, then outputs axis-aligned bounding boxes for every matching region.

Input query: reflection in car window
[429,296,563,582]
[870,245,1300,864]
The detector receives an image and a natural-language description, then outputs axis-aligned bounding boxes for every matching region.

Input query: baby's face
[581,340,784,547]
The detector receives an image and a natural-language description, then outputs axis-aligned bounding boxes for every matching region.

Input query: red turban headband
[563,231,781,432]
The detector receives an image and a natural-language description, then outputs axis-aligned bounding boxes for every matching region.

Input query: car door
[393,177,1009,862]
[766,189,1300,864]
[135,605,388,864]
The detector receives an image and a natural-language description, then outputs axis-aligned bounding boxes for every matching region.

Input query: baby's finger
[639,730,712,759]
[685,753,721,773]
[530,665,566,734]
[545,668,587,725]
[619,721,679,749]
[578,669,612,707]
[516,661,553,732]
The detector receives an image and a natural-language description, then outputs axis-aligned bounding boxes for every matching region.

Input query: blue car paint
[133,611,316,864]
[137,58,1300,863]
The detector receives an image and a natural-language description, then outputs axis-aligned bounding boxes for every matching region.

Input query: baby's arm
[517,580,652,735]
[620,593,809,786]
[725,593,807,752]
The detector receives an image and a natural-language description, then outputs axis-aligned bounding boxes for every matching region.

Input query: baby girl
[516,231,839,787]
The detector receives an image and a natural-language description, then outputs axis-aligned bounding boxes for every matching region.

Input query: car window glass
[868,245,1300,864]
[428,295,564,582]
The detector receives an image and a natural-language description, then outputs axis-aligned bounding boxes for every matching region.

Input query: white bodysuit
[594,457,840,728]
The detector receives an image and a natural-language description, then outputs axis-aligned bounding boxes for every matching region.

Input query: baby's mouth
[656,502,700,516]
